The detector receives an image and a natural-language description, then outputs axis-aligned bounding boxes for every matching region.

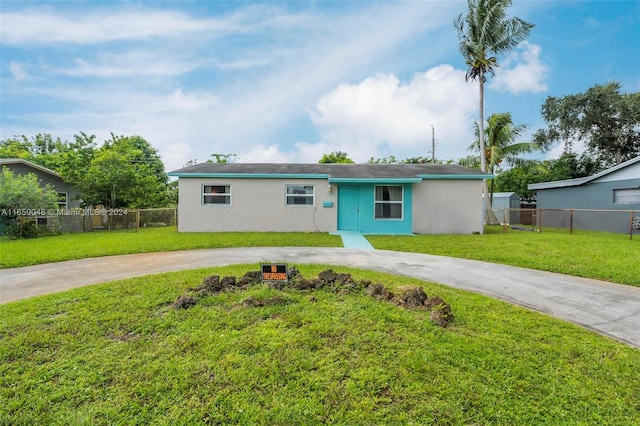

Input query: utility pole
[431,125,435,164]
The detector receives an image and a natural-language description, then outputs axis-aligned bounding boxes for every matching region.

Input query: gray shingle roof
[168,163,490,180]
[0,158,61,177]
[528,156,640,190]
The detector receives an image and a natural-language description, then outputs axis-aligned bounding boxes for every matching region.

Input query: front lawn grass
[0,227,341,268]
[1,265,638,425]
[367,226,640,286]
[2,225,638,287]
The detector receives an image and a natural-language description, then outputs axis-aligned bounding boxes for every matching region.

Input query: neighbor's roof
[168,163,492,182]
[0,158,62,178]
[528,156,640,191]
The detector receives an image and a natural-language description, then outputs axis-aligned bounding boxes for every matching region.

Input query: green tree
[454,0,534,195]
[208,154,237,163]
[319,151,354,164]
[1,132,97,186]
[493,151,602,202]
[404,156,432,164]
[129,135,169,184]
[0,168,59,238]
[457,155,481,170]
[2,132,170,209]
[0,137,31,160]
[167,180,179,206]
[464,112,540,206]
[534,82,640,167]
[492,166,546,202]
[78,135,169,209]
[56,132,97,187]
[0,134,68,171]
[540,151,600,181]
[368,155,444,164]
[368,155,400,164]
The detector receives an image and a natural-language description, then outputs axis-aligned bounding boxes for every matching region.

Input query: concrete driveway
[1,247,639,348]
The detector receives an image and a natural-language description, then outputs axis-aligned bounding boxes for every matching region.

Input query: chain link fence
[28,207,177,234]
[486,207,640,239]
[138,208,177,228]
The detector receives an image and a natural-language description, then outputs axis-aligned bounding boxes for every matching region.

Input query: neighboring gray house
[485,192,521,224]
[528,156,640,233]
[491,192,521,210]
[168,163,491,235]
[0,158,82,209]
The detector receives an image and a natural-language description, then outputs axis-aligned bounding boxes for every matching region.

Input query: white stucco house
[168,163,492,235]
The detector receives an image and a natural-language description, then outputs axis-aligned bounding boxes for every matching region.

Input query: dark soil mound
[173,295,197,309]
[172,267,454,327]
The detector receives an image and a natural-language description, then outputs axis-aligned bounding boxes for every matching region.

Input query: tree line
[0,132,173,210]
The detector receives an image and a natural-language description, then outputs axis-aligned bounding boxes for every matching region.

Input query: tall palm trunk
[478,73,490,211]
[478,75,487,173]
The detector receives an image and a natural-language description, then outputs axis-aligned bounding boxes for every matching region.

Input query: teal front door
[338,185,359,230]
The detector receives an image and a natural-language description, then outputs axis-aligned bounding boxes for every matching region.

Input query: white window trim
[202,184,232,206]
[57,192,68,210]
[374,185,403,220]
[285,184,315,207]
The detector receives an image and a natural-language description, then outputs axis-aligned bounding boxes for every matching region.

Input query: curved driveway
[1,247,639,348]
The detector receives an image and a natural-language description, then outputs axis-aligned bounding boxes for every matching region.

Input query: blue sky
[1,0,638,171]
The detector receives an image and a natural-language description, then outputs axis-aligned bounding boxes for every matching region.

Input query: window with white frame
[57,192,68,209]
[203,185,231,205]
[613,188,640,204]
[375,185,403,219]
[286,185,314,206]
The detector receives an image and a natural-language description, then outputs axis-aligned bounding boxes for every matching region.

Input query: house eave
[0,158,62,178]
[167,172,330,179]
[418,174,494,180]
[328,177,422,184]
[528,178,588,190]
[528,156,640,190]
[168,173,493,182]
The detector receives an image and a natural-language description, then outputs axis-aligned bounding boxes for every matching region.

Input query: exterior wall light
[328,184,332,193]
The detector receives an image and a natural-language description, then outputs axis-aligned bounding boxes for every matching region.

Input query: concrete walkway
[1,247,639,348]
[334,231,375,250]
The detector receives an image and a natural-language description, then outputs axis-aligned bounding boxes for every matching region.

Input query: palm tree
[468,112,539,206]
[454,0,534,194]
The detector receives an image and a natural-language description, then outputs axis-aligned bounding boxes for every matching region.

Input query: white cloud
[546,139,587,161]
[54,51,273,78]
[0,5,322,47]
[158,89,220,112]
[305,65,477,162]
[0,7,273,45]
[293,141,352,163]
[490,42,549,94]
[239,144,296,163]
[60,55,200,78]
[162,142,193,171]
[0,2,465,169]
[9,62,29,80]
